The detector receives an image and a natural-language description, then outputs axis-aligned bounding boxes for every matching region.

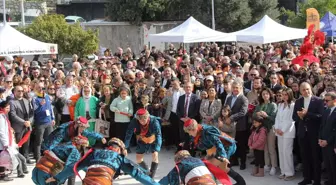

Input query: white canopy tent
[0,23,58,56]
[148,16,236,43]
[232,15,307,44]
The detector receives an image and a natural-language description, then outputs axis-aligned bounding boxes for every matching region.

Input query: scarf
[193,125,203,147]
[140,118,150,136]
[0,111,12,146]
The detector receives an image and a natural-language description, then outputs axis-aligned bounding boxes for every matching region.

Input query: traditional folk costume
[32,136,89,185]
[41,117,103,152]
[124,109,162,178]
[184,119,246,185]
[159,150,232,185]
[72,137,160,185]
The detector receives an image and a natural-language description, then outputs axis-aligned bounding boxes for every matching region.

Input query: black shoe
[240,163,246,170]
[0,176,13,181]
[18,174,25,178]
[230,161,239,166]
[23,170,29,174]
[298,180,312,185]
[26,158,34,164]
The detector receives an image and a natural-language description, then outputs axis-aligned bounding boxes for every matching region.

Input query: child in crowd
[248,115,267,177]
[217,105,236,138]
[10,129,28,178]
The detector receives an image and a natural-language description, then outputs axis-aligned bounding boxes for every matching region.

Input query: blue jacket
[31,144,81,185]
[159,157,211,185]
[33,93,54,125]
[192,124,236,159]
[124,116,162,151]
[69,149,160,185]
[41,122,103,152]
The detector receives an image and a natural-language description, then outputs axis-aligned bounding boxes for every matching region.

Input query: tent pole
[2,0,6,23]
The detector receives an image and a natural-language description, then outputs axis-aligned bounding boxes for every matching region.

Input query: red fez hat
[78,117,88,124]
[184,119,193,127]
[137,108,147,116]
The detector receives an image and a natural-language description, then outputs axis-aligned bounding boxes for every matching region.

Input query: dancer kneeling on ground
[159,150,232,185]
[32,135,89,185]
[124,108,162,178]
[72,137,160,185]
[183,119,246,185]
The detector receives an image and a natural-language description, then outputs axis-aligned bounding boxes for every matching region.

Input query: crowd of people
[0,41,335,185]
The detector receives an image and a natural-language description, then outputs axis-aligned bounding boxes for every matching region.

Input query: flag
[306,8,320,31]
[17,127,32,148]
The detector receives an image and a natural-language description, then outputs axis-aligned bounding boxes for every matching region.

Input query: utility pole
[21,0,25,26]
[211,0,215,30]
[2,0,6,23]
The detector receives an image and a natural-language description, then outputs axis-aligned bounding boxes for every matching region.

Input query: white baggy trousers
[277,136,295,176]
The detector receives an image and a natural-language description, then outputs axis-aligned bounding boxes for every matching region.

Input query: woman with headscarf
[75,84,99,145]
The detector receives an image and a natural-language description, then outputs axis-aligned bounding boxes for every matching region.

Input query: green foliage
[19,14,99,57]
[215,0,252,32]
[106,0,168,25]
[282,0,336,28]
[249,0,280,24]
[106,0,282,32]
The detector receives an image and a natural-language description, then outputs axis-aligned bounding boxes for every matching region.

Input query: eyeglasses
[250,74,257,76]
[48,88,55,90]
[324,99,332,102]
[6,81,12,83]
[155,81,160,83]
[16,90,23,92]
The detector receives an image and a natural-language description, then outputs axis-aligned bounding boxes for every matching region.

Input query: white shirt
[184,93,191,116]
[329,106,336,115]
[61,86,78,115]
[172,90,181,113]
[303,96,311,110]
[162,78,168,88]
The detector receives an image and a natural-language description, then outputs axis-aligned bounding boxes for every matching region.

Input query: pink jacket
[248,127,267,150]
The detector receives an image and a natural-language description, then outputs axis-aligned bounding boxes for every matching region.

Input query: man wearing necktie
[224,78,248,170]
[319,92,336,185]
[176,82,201,152]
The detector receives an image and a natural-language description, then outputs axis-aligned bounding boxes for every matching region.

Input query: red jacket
[248,127,267,150]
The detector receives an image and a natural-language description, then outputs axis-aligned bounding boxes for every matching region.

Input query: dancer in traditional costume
[71,137,160,185]
[159,150,232,185]
[183,119,246,185]
[124,108,162,178]
[42,116,106,152]
[32,135,89,185]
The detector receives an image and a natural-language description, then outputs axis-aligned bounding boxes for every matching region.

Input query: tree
[19,14,98,57]
[282,0,336,28]
[215,0,252,32]
[249,0,280,24]
[106,0,168,25]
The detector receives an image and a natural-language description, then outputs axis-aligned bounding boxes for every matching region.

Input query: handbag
[94,109,110,138]
[0,148,18,171]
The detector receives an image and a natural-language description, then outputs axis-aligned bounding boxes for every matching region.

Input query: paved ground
[4,148,302,185]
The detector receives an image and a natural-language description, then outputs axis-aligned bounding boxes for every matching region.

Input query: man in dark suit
[268,72,282,94]
[244,68,259,91]
[293,82,324,185]
[319,92,336,185]
[9,85,34,163]
[176,82,200,149]
[225,78,248,170]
